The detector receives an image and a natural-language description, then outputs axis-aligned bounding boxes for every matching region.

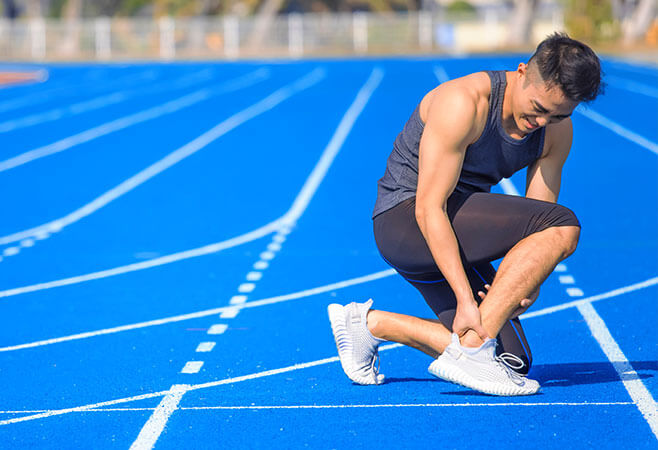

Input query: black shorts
[373,191,580,374]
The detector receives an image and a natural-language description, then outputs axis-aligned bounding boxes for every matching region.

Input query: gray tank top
[373,70,546,218]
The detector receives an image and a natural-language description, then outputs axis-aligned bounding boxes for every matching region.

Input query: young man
[328,33,603,395]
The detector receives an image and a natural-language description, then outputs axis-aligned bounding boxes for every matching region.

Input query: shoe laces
[494,352,526,385]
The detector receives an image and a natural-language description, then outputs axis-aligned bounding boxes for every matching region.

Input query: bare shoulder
[418,72,491,144]
[542,117,574,159]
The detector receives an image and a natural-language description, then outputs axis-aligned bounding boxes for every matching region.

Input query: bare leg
[366,311,451,358]
[461,225,580,347]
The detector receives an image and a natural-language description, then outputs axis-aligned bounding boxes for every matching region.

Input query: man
[328,33,603,395]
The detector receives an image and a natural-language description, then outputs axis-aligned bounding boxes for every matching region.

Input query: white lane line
[237,283,256,293]
[180,361,204,374]
[559,275,575,284]
[554,263,568,272]
[0,401,634,414]
[219,308,240,319]
[433,65,450,83]
[0,69,217,134]
[245,271,262,281]
[272,234,286,243]
[578,302,658,438]
[2,271,655,354]
[566,287,584,297]
[129,384,188,450]
[0,68,319,246]
[0,69,158,114]
[195,342,215,352]
[0,269,396,352]
[229,295,248,305]
[259,251,275,260]
[0,343,401,427]
[606,74,658,99]
[266,242,282,252]
[0,68,378,289]
[207,324,228,335]
[253,261,269,270]
[576,106,658,155]
[2,247,19,257]
[521,276,658,319]
[498,177,521,196]
[0,69,270,175]
[178,401,634,410]
[281,67,384,226]
[1,67,379,290]
[0,310,650,430]
[0,219,283,300]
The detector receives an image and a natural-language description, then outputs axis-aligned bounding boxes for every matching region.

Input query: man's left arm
[520,118,574,309]
[525,118,573,203]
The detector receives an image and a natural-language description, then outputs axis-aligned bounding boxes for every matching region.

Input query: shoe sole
[428,359,539,396]
[327,303,378,385]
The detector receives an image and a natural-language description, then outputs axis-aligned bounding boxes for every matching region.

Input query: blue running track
[0,56,656,449]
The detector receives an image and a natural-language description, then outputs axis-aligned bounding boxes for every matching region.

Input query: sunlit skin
[365,60,582,355]
[505,62,579,138]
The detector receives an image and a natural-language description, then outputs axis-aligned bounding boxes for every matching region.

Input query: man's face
[512,63,579,134]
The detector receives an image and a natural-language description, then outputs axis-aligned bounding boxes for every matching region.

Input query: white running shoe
[327,299,386,385]
[428,334,540,396]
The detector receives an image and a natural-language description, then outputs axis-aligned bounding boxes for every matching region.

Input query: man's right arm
[415,87,488,340]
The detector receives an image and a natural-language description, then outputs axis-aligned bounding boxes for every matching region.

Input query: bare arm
[415,88,488,340]
[525,118,573,203]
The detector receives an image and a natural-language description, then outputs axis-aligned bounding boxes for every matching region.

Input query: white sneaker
[428,334,540,396]
[327,299,386,385]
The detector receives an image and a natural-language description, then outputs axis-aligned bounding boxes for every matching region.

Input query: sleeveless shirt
[372,70,546,218]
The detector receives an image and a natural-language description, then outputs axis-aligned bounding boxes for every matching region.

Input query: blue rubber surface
[0,56,655,449]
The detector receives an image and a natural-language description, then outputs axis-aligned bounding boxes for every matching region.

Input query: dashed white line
[3,247,19,257]
[554,263,568,272]
[219,308,240,319]
[246,271,263,281]
[559,275,575,284]
[20,239,35,248]
[195,342,216,353]
[180,362,204,374]
[259,251,275,260]
[267,243,282,252]
[566,287,585,297]
[229,295,248,305]
[272,235,286,243]
[253,261,269,270]
[207,324,228,335]
[238,283,256,293]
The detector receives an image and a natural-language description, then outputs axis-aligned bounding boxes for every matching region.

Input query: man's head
[511,33,603,133]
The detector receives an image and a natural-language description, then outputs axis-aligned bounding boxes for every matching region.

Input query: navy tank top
[373,70,546,218]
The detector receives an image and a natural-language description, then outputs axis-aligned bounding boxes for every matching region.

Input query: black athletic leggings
[373,191,580,375]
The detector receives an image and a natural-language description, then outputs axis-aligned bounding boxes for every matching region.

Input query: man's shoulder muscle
[418,72,491,145]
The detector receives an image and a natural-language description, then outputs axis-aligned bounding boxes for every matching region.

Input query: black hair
[528,32,604,103]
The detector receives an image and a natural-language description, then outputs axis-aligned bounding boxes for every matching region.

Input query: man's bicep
[417,92,477,209]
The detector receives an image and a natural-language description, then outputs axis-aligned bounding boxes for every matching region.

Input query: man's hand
[452,299,489,341]
[477,284,540,318]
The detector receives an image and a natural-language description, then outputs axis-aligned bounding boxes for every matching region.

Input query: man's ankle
[460,330,484,348]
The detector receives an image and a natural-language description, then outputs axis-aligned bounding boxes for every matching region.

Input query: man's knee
[532,204,580,257]
[554,224,580,258]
